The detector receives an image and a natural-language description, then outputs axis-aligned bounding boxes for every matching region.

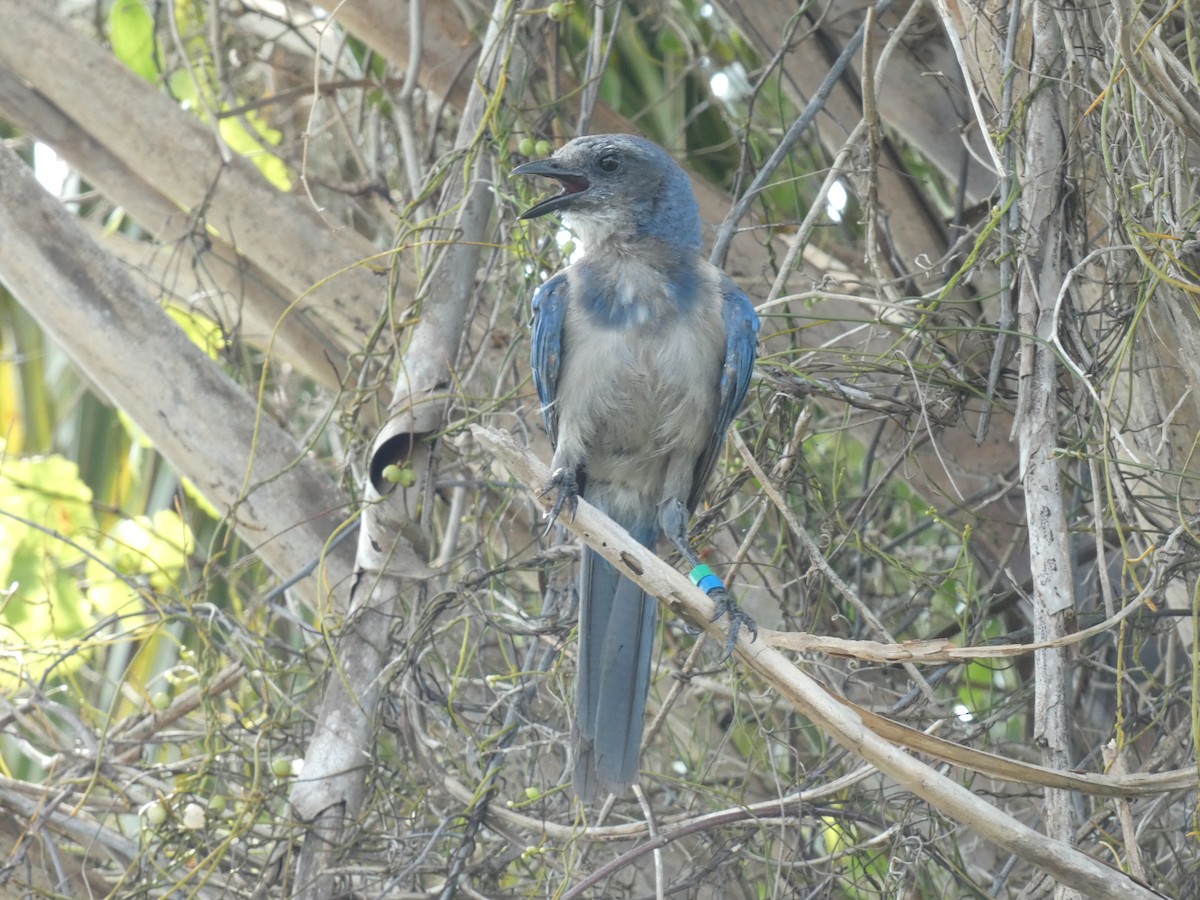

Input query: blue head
[512,134,702,252]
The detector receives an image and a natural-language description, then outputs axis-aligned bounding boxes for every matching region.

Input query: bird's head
[512,134,701,251]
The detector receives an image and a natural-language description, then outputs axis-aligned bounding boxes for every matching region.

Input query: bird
[512,134,759,800]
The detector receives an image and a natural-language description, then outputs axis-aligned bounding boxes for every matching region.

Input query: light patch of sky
[827,179,848,223]
[953,703,974,723]
[33,142,70,198]
[710,70,732,101]
[708,61,750,103]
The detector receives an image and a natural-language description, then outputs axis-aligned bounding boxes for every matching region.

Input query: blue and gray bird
[513,134,759,800]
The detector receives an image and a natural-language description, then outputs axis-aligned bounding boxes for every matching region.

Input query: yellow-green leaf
[109,0,160,82]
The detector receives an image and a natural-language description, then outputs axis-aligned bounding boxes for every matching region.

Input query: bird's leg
[539,464,581,534]
[659,499,757,660]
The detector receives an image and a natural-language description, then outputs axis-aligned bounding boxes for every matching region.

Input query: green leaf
[218,111,293,191]
[109,0,160,82]
[0,453,101,686]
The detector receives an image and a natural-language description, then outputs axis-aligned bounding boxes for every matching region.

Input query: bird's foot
[688,564,756,661]
[708,588,757,662]
[539,466,579,534]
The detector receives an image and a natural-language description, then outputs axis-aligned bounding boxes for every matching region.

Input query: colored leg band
[689,564,725,595]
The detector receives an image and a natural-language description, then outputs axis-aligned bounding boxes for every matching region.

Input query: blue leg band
[688,564,726,595]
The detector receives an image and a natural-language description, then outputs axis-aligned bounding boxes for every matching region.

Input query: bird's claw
[539,466,579,535]
[709,589,757,662]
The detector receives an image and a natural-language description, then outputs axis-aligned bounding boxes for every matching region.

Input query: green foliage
[109,0,292,191]
[0,453,95,643]
[0,451,193,690]
[108,0,160,82]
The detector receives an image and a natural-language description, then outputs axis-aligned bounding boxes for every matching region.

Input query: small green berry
[271,757,293,778]
[534,139,553,157]
[208,795,227,814]
[381,464,405,484]
[151,691,170,711]
[524,786,540,800]
[560,240,576,257]
[144,801,167,826]
[547,2,568,22]
[518,136,536,156]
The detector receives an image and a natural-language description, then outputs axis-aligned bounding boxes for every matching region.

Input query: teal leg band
[688,564,725,595]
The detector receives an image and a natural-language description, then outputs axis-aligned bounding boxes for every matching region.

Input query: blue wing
[688,277,759,511]
[529,272,569,446]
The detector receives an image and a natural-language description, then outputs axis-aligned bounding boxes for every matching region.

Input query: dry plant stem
[632,785,665,900]
[765,123,866,304]
[1114,0,1200,145]
[433,579,566,899]
[759,575,1150,664]
[476,425,1159,899]
[861,5,887,292]
[768,0,926,309]
[166,0,231,166]
[1087,455,1117,619]
[0,145,357,611]
[639,627,708,754]
[444,762,881,843]
[1013,2,1079,887]
[288,593,404,898]
[290,3,529,895]
[0,1,394,346]
[710,0,896,267]
[394,0,427,216]
[976,0,1022,444]
[1103,741,1146,880]
[831,691,1193,798]
[110,663,248,764]
[930,0,1004,176]
[0,67,349,389]
[0,785,141,870]
[575,0,622,135]
[729,430,941,705]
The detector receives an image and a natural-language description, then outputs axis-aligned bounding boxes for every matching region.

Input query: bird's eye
[598,153,620,173]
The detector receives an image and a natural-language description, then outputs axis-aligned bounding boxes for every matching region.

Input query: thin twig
[710,0,897,268]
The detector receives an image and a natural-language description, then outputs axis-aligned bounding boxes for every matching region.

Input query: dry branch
[1012,3,1079,879]
[0,67,346,390]
[289,2,534,894]
[0,143,357,612]
[0,1,393,354]
[476,424,1161,900]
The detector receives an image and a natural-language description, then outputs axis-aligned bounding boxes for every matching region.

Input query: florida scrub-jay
[513,134,759,800]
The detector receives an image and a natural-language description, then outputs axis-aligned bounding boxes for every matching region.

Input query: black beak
[511,158,590,219]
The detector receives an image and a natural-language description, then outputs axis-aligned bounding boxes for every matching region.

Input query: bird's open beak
[512,159,590,219]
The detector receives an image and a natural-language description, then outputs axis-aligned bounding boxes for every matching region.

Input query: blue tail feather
[573,519,658,800]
